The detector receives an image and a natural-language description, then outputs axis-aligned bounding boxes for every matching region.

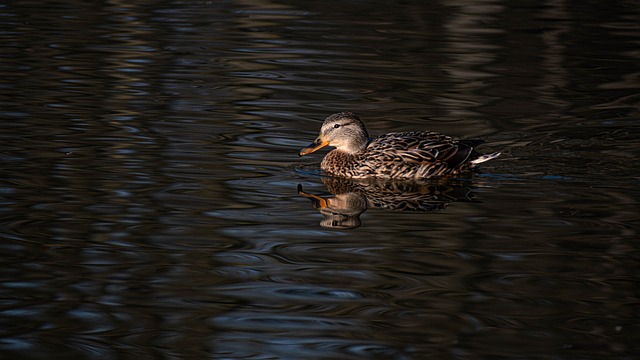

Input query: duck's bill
[298,138,330,156]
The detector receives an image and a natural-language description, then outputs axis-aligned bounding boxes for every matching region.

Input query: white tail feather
[470,152,501,166]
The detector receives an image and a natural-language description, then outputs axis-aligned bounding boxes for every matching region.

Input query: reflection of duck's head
[298,184,366,229]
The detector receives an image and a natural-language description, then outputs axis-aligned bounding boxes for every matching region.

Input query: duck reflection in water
[298,177,477,229]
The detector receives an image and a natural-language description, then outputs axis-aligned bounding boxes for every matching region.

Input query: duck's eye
[334,124,341,129]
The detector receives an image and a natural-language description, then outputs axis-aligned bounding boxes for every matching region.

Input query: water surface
[1,0,639,359]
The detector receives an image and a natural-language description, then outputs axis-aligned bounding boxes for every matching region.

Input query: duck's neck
[337,136,370,155]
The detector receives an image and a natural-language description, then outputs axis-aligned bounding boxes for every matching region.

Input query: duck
[298,112,500,180]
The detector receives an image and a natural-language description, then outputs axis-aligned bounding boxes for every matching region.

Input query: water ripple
[1,1,639,359]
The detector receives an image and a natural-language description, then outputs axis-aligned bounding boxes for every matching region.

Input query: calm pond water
[1,0,639,359]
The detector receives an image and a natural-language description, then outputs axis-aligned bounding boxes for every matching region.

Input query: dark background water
[1,0,639,359]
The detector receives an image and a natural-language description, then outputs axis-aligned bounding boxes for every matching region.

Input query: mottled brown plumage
[299,112,500,180]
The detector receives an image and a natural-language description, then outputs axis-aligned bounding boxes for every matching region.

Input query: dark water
[1,0,639,359]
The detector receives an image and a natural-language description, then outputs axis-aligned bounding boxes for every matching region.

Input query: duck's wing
[441,139,484,168]
[372,132,476,163]
[366,132,481,177]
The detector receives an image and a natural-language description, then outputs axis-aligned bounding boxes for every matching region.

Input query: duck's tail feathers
[470,152,501,166]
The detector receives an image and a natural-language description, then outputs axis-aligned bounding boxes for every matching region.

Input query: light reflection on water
[1,0,639,359]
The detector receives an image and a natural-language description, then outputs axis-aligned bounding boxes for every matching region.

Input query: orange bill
[298,136,330,156]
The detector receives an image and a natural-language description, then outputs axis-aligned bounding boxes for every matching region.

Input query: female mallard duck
[299,112,500,180]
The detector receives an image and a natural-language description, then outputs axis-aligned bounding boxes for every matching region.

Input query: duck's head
[299,112,369,156]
